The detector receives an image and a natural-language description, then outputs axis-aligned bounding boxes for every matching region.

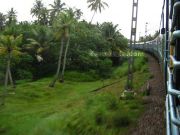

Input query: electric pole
[126,0,139,91]
[145,22,148,40]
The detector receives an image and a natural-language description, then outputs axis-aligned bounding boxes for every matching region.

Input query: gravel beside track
[129,54,166,135]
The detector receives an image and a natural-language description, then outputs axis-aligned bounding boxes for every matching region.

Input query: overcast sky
[0,0,163,39]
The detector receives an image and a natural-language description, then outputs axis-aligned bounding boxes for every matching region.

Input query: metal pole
[145,22,148,39]
[126,0,139,90]
[165,0,169,92]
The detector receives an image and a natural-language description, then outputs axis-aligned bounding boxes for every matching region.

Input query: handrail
[170,56,180,68]
[166,95,171,135]
[171,2,180,31]
[173,30,180,39]
[169,94,180,127]
[166,95,179,135]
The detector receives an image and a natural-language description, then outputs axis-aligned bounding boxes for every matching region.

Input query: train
[133,0,180,134]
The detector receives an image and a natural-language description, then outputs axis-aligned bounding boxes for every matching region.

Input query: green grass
[112,54,148,79]
[0,54,151,135]
[64,70,99,82]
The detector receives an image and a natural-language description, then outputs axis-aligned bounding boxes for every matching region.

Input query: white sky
[0,0,163,39]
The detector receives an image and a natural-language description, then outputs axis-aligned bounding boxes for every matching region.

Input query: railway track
[129,54,166,135]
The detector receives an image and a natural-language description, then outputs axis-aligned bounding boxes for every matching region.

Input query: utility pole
[144,22,148,49]
[145,22,148,41]
[126,0,139,91]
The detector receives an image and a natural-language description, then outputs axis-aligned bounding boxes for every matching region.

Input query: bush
[112,61,128,78]
[16,69,33,80]
[113,114,131,128]
[105,94,119,110]
[97,58,112,78]
[134,56,147,71]
[94,108,106,125]
[124,92,135,100]
[140,65,148,72]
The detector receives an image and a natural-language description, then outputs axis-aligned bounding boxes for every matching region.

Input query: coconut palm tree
[87,0,108,23]
[26,26,52,62]
[101,22,119,42]
[101,22,127,64]
[39,7,49,25]
[49,0,66,25]
[74,9,83,20]
[49,0,66,15]
[0,12,6,31]
[0,34,22,90]
[31,0,44,23]
[6,8,17,26]
[49,10,76,87]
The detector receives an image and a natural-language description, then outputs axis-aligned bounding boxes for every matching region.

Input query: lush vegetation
[0,0,128,89]
[0,56,151,135]
[0,0,151,134]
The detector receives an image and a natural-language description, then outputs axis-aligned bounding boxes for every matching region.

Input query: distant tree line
[139,31,159,42]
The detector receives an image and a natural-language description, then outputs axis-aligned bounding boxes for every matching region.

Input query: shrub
[113,114,131,128]
[106,94,119,110]
[16,69,33,80]
[94,108,106,125]
[97,58,112,79]
[134,57,144,71]
[140,65,148,72]
[112,61,128,78]
[125,92,135,100]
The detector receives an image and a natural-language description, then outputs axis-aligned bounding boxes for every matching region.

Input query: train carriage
[133,0,180,134]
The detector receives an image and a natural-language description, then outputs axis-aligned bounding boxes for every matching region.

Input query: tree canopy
[0,0,128,85]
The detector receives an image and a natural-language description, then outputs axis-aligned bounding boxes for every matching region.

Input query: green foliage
[134,56,147,71]
[87,0,109,13]
[64,71,99,82]
[16,69,33,80]
[0,15,128,81]
[0,54,149,135]
[104,93,119,110]
[112,54,147,79]
[0,72,4,85]
[0,1,150,134]
[0,58,5,85]
[94,108,106,125]
[139,31,159,42]
[112,61,129,78]
[112,113,131,128]
[97,58,112,78]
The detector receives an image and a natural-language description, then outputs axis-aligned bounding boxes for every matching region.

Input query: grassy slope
[0,55,151,135]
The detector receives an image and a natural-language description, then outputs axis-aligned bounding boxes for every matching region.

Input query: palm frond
[14,34,23,46]
[27,38,40,47]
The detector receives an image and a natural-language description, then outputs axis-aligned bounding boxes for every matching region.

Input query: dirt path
[129,54,166,135]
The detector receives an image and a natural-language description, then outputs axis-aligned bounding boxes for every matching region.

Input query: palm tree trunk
[2,54,10,105]
[90,11,96,24]
[49,37,64,87]
[6,52,15,89]
[4,61,9,89]
[8,66,15,89]
[60,36,70,83]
